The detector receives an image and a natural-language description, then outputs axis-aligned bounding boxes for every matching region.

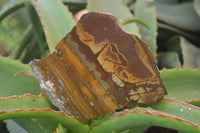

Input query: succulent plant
[0,0,200,132]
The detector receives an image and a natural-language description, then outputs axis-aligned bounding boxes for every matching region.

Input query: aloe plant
[0,0,200,132]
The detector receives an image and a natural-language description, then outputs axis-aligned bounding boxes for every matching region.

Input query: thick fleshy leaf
[1,94,59,133]
[193,0,200,16]
[22,37,43,64]
[160,68,200,101]
[0,94,58,133]
[157,52,181,69]
[87,0,140,37]
[150,0,179,5]
[30,0,75,52]
[0,93,87,133]
[135,0,157,57]
[26,1,46,57]
[0,109,90,133]
[4,119,28,133]
[0,56,41,97]
[63,0,87,4]
[90,105,200,133]
[0,0,25,22]
[157,22,200,48]
[122,18,149,29]
[154,2,200,32]
[120,126,150,133]
[14,25,34,60]
[4,118,44,133]
[164,36,183,64]
[150,99,200,126]
[181,37,200,68]
[187,100,200,107]
[33,118,59,133]
[63,0,87,15]
[0,94,56,111]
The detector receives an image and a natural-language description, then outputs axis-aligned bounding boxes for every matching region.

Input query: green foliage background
[0,0,200,133]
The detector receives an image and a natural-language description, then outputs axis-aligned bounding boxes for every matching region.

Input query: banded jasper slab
[30,12,167,121]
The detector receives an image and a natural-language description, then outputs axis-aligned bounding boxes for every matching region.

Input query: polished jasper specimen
[30,12,167,121]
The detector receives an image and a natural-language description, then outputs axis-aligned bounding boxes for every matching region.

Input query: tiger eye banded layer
[30,12,167,121]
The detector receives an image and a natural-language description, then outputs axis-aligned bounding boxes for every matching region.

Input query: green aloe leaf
[0,56,41,97]
[0,0,25,22]
[90,103,200,133]
[194,0,200,16]
[30,0,75,52]
[121,126,150,133]
[157,22,200,48]
[155,2,200,32]
[122,17,149,29]
[0,94,89,133]
[187,100,200,107]
[160,68,200,101]
[33,118,60,133]
[22,36,42,64]
[0,94,56,111]
[150,99,200,126]
[164,36,183,64]
[0,109,90,133]
[135,0,157,57]
[181,37,200,68]
[62,0,87,14]
[26,1,46,57]
[63,0,87,5]
[151,0,179,5]
[4,118,44,133]
[87,0,140,37]
[1,94,57,132]
[1,94,59,133]
[157,52,181,69]
[14,25,34,60]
